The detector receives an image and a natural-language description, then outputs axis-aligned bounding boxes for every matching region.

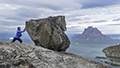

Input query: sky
[0,0,120,38]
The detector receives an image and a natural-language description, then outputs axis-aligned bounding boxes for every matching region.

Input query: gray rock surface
[26,16,70,51]
[103,44,120,58]
[104,61,120,66]
[102,45,120,66]
[0,41,111,68]
[74,26,110,39]
[95,56,106,59]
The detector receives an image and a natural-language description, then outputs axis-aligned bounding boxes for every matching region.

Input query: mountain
[106,34,120,39]
[67,34,81,38]
[74,26,110,39]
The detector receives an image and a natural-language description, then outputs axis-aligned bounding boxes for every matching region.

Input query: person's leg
[17,38,22,43]
[11,38,17,42]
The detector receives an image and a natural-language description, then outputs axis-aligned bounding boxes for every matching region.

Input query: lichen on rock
[26,16,70,51]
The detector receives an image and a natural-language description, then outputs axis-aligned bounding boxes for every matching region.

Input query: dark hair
[17,27,21,30]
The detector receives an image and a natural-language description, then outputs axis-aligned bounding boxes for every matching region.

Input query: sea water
[66,39,120,68]
[0,39,120,68]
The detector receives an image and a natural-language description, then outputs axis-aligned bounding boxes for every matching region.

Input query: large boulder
[0,41,111,68]
[26,16,70,51]
[103,44,120,58]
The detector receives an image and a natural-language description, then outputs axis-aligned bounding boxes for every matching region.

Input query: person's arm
[17,29,25,33]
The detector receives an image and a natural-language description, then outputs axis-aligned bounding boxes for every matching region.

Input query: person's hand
[25,27,27,31]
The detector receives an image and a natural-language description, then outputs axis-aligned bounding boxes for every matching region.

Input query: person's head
[17,27,21,31]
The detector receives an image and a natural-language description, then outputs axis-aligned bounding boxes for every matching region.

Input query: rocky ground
[103,44,120,58]
[102,44,120,66]
[0,41,111,68]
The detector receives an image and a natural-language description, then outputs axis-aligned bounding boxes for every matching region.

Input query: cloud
[65,5,120,34]
[112,18,120,21]
[1,0,82,10]
[66,26,83,34]
[67,18,82,22]
[76,0,120,9]
[105,23,120,26]
[92,20,107,23]
[0,0,120,36]
[15,7,41,19]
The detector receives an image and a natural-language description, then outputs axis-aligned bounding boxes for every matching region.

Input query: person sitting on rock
[11,27,26,43]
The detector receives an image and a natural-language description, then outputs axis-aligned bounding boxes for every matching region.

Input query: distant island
[74,26,111,39]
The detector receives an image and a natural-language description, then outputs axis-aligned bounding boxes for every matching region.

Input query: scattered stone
[26,16,70,51]
[95,56,107,59]
[104,61,120,66]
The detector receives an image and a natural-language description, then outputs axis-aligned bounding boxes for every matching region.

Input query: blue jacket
[14,29,25,39]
